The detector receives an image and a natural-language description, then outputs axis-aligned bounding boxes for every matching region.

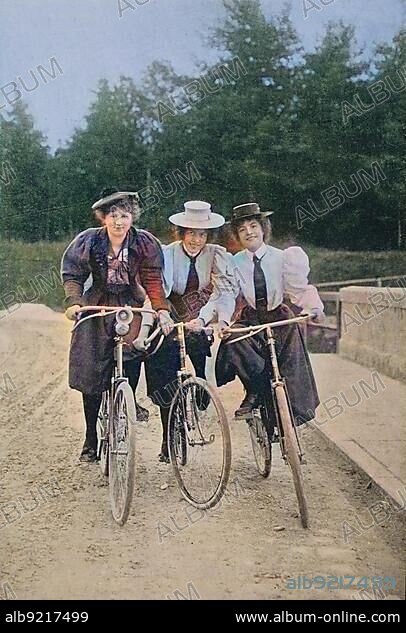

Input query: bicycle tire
[96,391,110,477]
[168,377,231,510]
[248,411,271,478]
[274,384,309,528]
[109,381,136,526]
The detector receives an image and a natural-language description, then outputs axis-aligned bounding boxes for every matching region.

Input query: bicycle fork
[176,322,213,447]
[264,326,306,464]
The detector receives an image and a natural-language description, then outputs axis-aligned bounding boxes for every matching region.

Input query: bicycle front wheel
[109,381,136,526]
[96,391,110,477]
[168,377,231,510]
[275,384,309,528]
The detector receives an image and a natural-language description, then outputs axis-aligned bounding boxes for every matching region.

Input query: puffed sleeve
[137,230,170,312]
[198,246,237,325]
[60,229,93,308]
[282,247,324,313]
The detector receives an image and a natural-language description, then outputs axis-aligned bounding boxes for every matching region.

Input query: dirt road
[0,306,404,600]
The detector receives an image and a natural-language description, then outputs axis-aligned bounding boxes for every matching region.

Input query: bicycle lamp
[115,322,130,336]
[115,307,133,336]
[116,307,134,324]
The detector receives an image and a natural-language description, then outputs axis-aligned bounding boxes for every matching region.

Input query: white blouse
[221,244,324,323]
[163,241,235,325]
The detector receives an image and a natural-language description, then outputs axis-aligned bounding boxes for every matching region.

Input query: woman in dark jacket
[61,188,171,461]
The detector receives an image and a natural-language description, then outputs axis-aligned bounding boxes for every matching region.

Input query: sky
[0,0,404,151]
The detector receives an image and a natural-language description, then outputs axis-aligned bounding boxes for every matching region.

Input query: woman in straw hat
[61,188,172,462]
[144,200,235,462]
[215,202,324,432]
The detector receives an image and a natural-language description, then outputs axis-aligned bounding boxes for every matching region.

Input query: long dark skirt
[215,304,319,425]
[68,289,143,395]
[144,331,212,408]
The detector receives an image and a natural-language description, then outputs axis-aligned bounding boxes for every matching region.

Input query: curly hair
[94,196,141,222]
[231,216,272,243]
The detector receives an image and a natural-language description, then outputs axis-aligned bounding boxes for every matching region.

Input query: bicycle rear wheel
[274,384,309,528]
[168,377,231,509]
[247,412,271,478]
[96,391,110,476]
[109,381,136,526]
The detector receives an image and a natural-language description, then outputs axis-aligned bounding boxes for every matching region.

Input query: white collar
[246,243,267,261]
[181,242,205,259]
[183,246,201,259]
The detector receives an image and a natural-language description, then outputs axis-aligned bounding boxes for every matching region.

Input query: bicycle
[73,305,157,526]
[145,321,232,510]
[223,313,315,528]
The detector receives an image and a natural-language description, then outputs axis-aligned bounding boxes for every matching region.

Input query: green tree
[55,79,149,234]
[0,101,50,241]
[371,29,406,249]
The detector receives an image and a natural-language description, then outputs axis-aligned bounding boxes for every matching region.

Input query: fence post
[376,278,382,287]
[336,295,342,344]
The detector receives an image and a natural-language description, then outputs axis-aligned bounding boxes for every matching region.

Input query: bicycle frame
[173,322,211,446]
[146,321,214,447]
[72,304,157,524]
[176,321,191,384]
[224,313,313,461]
[73,304,158,447]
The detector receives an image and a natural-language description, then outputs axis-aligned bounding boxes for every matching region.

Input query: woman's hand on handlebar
[157,310,175,336]
[187,317,205,333]
[309,308,325,324]
[218,320,233,340]
[65,304,81,321]
[218,320,231,339]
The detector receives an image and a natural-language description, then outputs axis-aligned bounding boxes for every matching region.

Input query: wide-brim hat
[92,188,139,210]
[230,202,273,224]
[169,200,225,229]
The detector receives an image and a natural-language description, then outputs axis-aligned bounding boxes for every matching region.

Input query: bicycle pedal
[235,412,254,421]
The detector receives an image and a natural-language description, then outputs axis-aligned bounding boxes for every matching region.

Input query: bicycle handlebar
[143,321,214,348]
[222,313,315,344]
[71,305,158,332]
[76,305,157,316]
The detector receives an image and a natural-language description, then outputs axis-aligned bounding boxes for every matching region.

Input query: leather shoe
[158,442,170,464]
[234,392,261,418]
[79,444,98,463]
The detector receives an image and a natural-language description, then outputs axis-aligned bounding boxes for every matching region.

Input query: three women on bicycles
[62,192,324,464]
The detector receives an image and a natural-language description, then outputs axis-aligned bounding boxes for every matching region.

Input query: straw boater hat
[230,202,273,224]
[169,200,225,229]
[91,187,139,210]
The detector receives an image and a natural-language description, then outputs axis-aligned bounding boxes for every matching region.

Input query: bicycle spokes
[109,384,136,525]
[97,392,110,477]
[168,378,231,509]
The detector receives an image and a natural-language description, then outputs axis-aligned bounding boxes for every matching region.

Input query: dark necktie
[184,254,199,294]
[253,254,268,319]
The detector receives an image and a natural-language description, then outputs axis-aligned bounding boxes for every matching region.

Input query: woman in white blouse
[145,200,235,462]
[215,202,324,429]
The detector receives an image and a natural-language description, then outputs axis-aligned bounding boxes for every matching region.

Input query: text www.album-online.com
[235,612,400,623]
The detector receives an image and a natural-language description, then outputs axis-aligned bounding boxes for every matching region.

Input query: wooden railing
[317,274,405,289]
